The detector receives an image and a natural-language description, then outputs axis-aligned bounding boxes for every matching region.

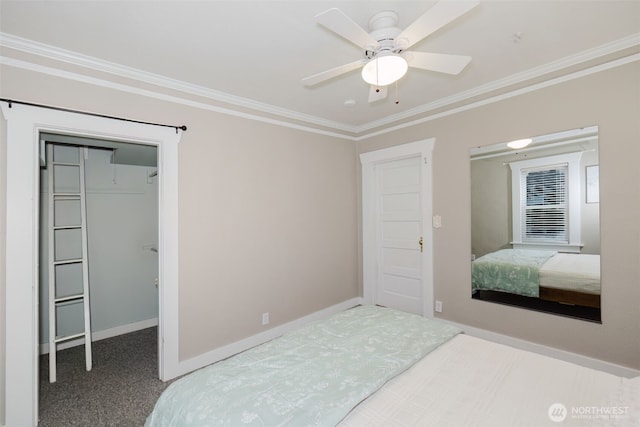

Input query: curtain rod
[0,98,187,134]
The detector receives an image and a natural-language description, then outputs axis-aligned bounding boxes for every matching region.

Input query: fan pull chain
[395,80,399,104]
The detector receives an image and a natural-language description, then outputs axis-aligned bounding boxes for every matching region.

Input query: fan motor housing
[366,11,404,59]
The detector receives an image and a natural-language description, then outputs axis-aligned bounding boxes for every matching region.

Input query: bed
[472,249,601,308]
[145,305,638,426]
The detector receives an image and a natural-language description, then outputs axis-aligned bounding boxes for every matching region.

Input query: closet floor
[38,327,173,427]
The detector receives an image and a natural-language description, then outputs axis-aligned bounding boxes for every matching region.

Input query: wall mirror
[470,126,601,322]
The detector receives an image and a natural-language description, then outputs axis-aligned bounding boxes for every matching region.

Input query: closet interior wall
[39,142,159,353]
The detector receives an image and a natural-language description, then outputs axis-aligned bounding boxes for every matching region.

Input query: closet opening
[37,133,160,423]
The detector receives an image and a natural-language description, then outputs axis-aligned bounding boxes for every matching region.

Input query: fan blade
[315,8,378,50]
[301,59,366,86]
[368,85,388,103]
[405,51,471,75]
[396,1,479,50]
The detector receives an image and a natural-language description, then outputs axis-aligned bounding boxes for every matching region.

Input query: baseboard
[176,298,364,377]
[39,317,158,355]
[442,319,640,378]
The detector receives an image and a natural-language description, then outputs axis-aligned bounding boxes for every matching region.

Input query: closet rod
[0,98,187,134]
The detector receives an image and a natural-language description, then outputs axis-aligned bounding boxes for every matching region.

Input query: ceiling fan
[301,1,479,103]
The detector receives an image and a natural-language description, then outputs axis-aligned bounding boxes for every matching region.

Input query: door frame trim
[1,103,181,426]
[360,139,435,317]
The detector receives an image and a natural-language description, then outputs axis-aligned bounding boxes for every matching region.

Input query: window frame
[509,152,583,253]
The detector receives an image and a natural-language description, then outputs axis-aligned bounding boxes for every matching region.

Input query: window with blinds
[520,165,568,243]
[509,147,583,252]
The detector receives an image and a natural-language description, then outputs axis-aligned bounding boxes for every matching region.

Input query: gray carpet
[38,327,174,427]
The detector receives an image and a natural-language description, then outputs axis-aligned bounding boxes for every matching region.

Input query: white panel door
[375,156,423,314]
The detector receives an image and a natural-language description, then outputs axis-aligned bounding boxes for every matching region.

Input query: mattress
[539,253,601,294]
[340,334,639,427]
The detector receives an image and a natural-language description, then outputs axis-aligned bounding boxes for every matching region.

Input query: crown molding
[355,53,640,141]
[1,31,638,140]
[0,56,357,141]
[354,32,640,134]
[0,32,356,135]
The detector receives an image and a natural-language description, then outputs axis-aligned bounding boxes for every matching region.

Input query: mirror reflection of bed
[470,126,600,322]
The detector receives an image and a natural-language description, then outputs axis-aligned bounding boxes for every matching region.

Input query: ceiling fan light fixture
[361,53,408,86]
[507,138,533,149]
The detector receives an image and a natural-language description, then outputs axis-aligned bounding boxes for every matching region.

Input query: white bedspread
[340,334,639,427]
[539,253,601,293]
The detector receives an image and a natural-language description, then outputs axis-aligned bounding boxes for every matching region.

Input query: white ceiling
[1,1,639,137]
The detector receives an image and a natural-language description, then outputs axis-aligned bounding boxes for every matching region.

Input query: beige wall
[470,158,511,258]
[580,149,601,254]
[0,65,359,365]
[358,62,640,369]
[176,109,359,359]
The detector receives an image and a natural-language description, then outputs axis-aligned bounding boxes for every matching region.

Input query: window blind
[520,164,568,243]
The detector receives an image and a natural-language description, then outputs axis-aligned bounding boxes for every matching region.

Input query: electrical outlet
[262,312,269,325]
[435,300,443,313]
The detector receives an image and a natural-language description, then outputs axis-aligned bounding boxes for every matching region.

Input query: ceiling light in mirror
[507,138,533,149]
